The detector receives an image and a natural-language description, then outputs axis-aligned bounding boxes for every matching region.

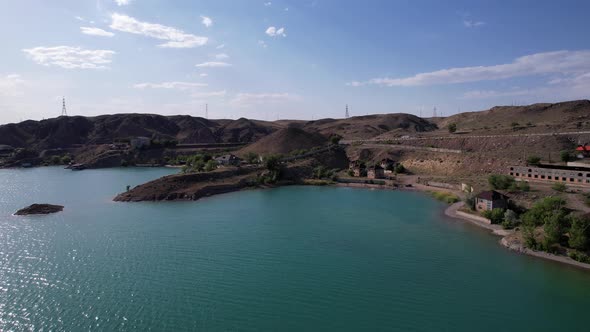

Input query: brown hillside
[238,127,328,156]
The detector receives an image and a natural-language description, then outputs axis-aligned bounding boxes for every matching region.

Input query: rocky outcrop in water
[15,204,64,215]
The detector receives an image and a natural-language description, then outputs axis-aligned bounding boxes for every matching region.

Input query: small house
[367,165,385,179]
[380,158,395,174]
[475,190,509,212]
[349,160,361,170]
[214,154,241,166]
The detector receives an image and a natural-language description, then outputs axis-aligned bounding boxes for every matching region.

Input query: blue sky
[1,0,590,124]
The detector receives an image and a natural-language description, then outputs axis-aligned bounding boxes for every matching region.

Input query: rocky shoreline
[15,204,64,216]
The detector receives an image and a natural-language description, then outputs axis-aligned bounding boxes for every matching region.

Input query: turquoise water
[1,167,590,331]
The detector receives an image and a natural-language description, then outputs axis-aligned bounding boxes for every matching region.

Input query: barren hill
[238,127,328,156]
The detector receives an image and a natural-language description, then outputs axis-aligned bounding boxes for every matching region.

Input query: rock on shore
[15,204,64,215]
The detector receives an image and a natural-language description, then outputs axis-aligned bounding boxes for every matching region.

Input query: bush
[431,191,460,204]
[519,181,530,192]
[330,135,342,145]
[448,123,457,133]
[568,216,590,251]
[120,159,129,167]
[526,156,541,166]
[464,195,476,211]
[552,182,567,192]
[521,197,567,227]
[488,174,515,190]
[347,169,354,177]
[568,251,590,264]
[204,160,217,172]
[482,208,505,224]
[61,155,72,164]
[502,209,518,229]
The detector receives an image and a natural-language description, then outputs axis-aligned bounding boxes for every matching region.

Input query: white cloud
[109,13,207,48]
[199,73,208,77]
[350,50,590,87]
[258,40,267,48]
[195,61,232,68]
[214,53,229,60]
[216,44,225,49]
[265,26,286,37]
[264,2,272,6]
[0,74,25,97]
[115,0,131,6]
[133,81,208,90]
[191,90,227,98]
[201,16,213,28]
[75,16,85,21]
[230,92,300,107]
[22,46,115,69]
[80,27,115,37]
[463,20,485,28]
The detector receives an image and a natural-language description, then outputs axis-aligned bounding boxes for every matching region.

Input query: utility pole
[61,97,68,116]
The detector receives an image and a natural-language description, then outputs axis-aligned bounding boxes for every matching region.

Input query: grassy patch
[430,191,460,204]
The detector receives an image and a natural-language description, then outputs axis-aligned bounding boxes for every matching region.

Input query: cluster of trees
[257,154,282,184]
[447,123,457,133]
[313,166,337,181]
[150,138,178,148]
[487,174,529,192]
[181,154,217,173]
[520,197,590,258]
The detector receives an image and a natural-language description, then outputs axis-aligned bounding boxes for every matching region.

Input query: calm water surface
[1,167,589,331]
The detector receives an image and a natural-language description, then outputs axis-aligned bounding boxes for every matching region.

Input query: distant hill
[238,127,328,156]
[0,114,282,149]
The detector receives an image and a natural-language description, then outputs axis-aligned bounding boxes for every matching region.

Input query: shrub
[61,155,72,164]
[120,159,129,167]
[204,160,217,172]
[526,156,541,166]
[448,123,457,133]
[568,251,590,264]
[521,197,567,227]
[330,135,342,145]
[568,216,590,251]
[244,152,259,164]
[347,169,354,177]
[464,195,476,211]
[502,209,518,229]
[519,181,530,192]
[431,191,460,204]
[552,182,567,192]
[482,208,505,224]
[488,174,515,190]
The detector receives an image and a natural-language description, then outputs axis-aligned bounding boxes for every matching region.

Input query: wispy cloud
[349,50,590,87]
[22,46,115,69]
[265,26,286,37]
[133,81,208,90]
[191,90,227,98]
[230,92,300,107]
[199,73,208,77]
[0,74,25,96]
[115,0,131,6]
[80,27,115,37]
[463,20,485,28]
[258,40,268,48]
[201,16,213,28]
[195,61,232,68]
[214,53,229,60]
[264,2,272,6]
[109,13,207,48]
[216,44,225,49]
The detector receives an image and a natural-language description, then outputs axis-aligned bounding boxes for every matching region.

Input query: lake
[1,167,589,331]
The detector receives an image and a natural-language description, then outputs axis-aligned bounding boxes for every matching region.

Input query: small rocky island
[15,204,64,216]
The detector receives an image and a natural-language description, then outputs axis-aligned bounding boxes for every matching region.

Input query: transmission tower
[61,97,68,116]
[345,104,350,118]
[432,106,437,118]
[205,104,208,119]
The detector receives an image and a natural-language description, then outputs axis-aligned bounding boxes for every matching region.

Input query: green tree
[519,181,530,192]
[502,209,518,229]
[61,155,72,164]
[560,150,571,163]
[526,155,541,166]
[521,197,567,227]
[543,213,566,250]
[483,208,505,224]
[330,135,342,145]
[448,123,457,133]
[50,155,61,165]
[488,174,515,190]
[569,216,590,251]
